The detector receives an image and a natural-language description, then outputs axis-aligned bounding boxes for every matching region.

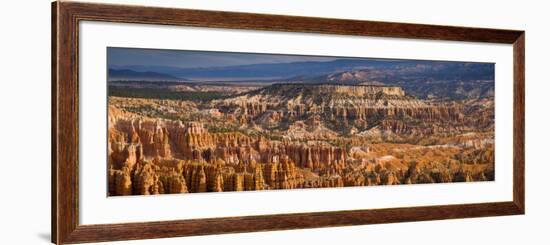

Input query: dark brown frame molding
[52,1,525,244]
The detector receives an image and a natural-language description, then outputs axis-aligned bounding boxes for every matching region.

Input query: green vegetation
[108,87,228,102]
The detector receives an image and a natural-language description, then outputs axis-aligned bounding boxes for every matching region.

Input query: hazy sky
[108,47,339,68]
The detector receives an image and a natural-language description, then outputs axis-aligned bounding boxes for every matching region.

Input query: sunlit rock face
[107,83,494,196]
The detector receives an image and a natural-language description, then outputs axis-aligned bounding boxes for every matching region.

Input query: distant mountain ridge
[110,58,493,82]
[109,58,494,100]
[111,59,376,78]
[108,68,184,82]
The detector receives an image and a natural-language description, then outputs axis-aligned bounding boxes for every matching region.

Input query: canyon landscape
[107,48,495,196]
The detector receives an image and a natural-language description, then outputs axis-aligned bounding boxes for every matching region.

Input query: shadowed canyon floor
[108,83,494,196]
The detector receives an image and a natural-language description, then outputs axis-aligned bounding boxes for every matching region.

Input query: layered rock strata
[107,84,494,196]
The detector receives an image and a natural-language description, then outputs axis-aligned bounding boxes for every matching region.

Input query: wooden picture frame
[52,1,525,244]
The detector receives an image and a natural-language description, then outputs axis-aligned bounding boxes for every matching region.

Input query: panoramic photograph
[107,47,495,196]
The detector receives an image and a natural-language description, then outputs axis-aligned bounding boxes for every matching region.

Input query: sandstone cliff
[107,83,494,196]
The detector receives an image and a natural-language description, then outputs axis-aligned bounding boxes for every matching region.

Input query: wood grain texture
[51,2,58,243]
[62,1,523,43]
[53,1,80,244]
[513,33,525,213]
[51,1,525,244]
[65,202,521,244]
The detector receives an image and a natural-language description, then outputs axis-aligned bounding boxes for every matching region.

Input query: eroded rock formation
[108,84,494,196]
